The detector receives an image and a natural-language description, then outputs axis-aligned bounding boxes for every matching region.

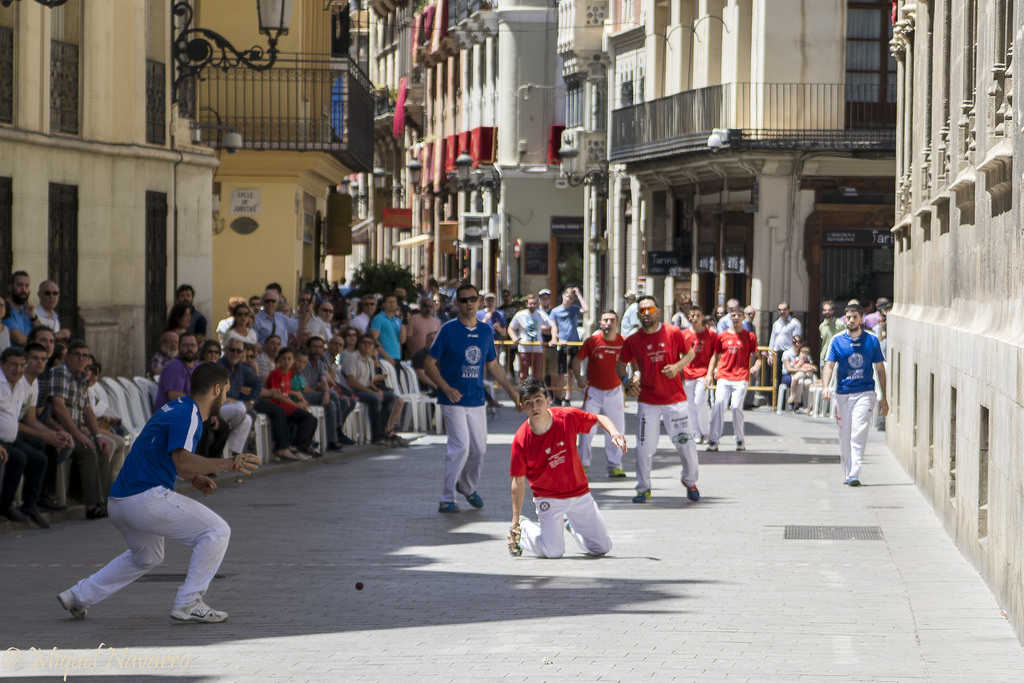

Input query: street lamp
[172,0,294,104]
[454,150,473,184]
[557,143,609,199]
[372,166,389,191]
[407,158,423,188]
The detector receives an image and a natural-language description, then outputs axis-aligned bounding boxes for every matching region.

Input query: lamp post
[172,0,294,106]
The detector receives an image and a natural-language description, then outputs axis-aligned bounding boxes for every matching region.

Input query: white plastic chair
[99,378,141,438]
[400,361,442,434]
[342,402,370,444]
[308,404,327,455]
[253,413,272,464]
[380,361,418,432]
[776,383,789,414]
[117,377,149,429]
[132,376,155,419]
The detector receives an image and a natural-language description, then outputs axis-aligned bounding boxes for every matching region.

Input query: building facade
[590,0,897,346]
[0,0,216,376]
[889,0,1023,640]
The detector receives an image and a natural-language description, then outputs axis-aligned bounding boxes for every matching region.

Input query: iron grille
[784,525,884,540]
[50,40,79,134]
[145,60,166,145]
[0,27,12,124]
[48,183,80,336]
[0,177,11,287]
[144,191,167,361]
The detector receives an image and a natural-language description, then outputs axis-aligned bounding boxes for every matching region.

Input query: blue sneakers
[686,485,701,501]
[438,502,459,513]
[456,484,484,508]
[632,490,652,504]
[845,478,861,487]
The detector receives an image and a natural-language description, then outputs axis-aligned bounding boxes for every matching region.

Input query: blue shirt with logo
[3,303,33,341]
[371,311,403,360]
[428,318,497,407]
[826,330,885,395]
[549,304,582,342]
[110,397,204,497]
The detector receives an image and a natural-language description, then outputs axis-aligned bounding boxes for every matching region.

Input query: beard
[12,291,28,305]
[180,351,197,363]
[211,391,225,415]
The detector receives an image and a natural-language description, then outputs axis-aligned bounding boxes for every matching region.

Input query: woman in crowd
[200,339,222,364]
[226,303,258,346]
[339,326,361,367]
[165,302,191,337]
[264,348,318,460]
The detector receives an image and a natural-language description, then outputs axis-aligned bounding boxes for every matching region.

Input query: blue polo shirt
[3,303,33,340]
[428,318,497,407]
[826,330,885,395]
[110,397,203,497]
[371,311,402,359]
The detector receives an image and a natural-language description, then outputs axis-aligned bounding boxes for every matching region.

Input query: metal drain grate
[138,573,227,583]
[784,525,884,540]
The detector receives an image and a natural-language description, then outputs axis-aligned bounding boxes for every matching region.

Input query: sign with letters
[823,229,895,247]
[647,251,684,275]
[230,189,261,216]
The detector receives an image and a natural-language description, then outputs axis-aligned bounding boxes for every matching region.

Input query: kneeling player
[507,378,626,558]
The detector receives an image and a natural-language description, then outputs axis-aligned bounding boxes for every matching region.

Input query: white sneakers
[57,589,87,620]
[170,599,229,623]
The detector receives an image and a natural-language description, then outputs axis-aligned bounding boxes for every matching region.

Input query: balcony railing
[145,60,166,145]
[50,39,79,135]
[192,58,374,173]
[610,82,896,162]
[0,27,12,124]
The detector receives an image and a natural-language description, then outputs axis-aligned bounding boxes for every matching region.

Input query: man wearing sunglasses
[621,295,701,503]
[34,280,69,341]
[253,288,299,347]
[425,283,520,513]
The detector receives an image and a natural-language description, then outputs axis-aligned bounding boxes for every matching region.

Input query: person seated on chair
[343,334,408,447]
[411,331,439,397]
[81,359,128,479]
[264,348,318,460]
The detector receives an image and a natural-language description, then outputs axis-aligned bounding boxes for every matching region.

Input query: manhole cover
[803,437,837,445]
[784,525,883,540]
[138,573,228,583]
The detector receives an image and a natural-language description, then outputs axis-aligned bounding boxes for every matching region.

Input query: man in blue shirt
[549,286,587,405]
[57,363,260,624]
[424,282,520,513]
[821,302,888,486]
[4,270,34,347]
[370,293,406,365]
[253,287,299,346]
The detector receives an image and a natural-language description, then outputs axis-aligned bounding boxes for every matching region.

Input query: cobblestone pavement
[1,402,1022,682]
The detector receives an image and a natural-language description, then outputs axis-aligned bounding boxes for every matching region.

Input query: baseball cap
[538,288,551,295]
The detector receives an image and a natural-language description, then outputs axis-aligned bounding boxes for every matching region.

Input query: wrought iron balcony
[145,60,166,145]
[190,57,374,173]
[50,39,79,134]
[610,82,896,163]
[0,27,12,124]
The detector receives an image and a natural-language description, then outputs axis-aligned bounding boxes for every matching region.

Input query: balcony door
[845,1,897,128]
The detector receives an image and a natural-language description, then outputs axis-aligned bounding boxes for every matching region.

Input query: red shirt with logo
[578,332,624,390]
[621,323,692,404]
[682,327,718,380]
[510,407,598,499]
[714,329,759,381]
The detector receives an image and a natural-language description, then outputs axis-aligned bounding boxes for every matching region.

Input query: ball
[355,582,364,591]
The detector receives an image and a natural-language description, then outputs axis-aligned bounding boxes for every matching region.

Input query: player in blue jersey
[424,282,520,513]
[57,363,260,623]
[821,302,888,486]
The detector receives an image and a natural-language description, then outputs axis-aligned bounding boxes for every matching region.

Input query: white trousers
[836,391,876,480]
[70,486,231,610]
[683,378,710,439]
[579,385,625,468]
[710,379,748,444]
[441,404,487,503]
[636,401,699,492]
[519,492,611,558]
[220,401,253,455]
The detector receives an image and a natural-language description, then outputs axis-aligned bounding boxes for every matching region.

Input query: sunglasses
[227,347,244,354]
[639,306,658,315]
[263,298,277,304]
[458,296,479,304]
[42,291,59,296]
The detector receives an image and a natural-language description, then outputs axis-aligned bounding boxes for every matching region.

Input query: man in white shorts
[507,378,625,558]
[706,309,761,452]
[571,310,627,478]
[681,305,717,444]
[621,295,700,503]
[424,282,520,513]
[821,302,888,486]
[56,363,260,623]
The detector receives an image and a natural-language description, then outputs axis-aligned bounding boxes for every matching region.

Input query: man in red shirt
[706,310,761,451]
[508,378,626,558]
[681,305,717,445]
[621,295,699,503]
[570,310,627,478]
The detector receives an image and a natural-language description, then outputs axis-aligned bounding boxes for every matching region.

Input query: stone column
[629,176,642,287]
[609,172,624,311]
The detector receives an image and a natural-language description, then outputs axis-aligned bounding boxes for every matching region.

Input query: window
[949,386,957,499]
[912,363,918,447]
[978,405,989,539]
[590,81,606,131]
[615,47,644,108]
[50,0,81,135]
[0,4,13,125]
[927,373,935,468]
[145,0,166,145]
[845,3,896,105]
[565,79,583,128]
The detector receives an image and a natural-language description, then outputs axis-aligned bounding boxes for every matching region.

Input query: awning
[396,234,432,248]
[351,216,374,245]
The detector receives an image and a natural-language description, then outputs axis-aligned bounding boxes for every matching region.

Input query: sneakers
[57,589,87,620]
[22,506,50,529]
[631,489,652,504]
[507,524,523,557]
[845,477,861,487]
[338,434,357,446]
[735,441,745,451]
[170,599,229,624]
[607,466,627,478]
[456,485,484,509]
[706,442,718,451]
[695,435,706,445]
[388,434,412,448]
[686,484,701,502]
[438,501,459,513]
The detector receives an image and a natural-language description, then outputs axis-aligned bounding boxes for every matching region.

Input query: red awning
[423,5,435,39]
[471,126,496,166]
[445,135,457,173]
[547,124,565,165]
[393,77,407,140]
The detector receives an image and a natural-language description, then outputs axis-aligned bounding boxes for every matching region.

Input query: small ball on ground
[355,582,364,590]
